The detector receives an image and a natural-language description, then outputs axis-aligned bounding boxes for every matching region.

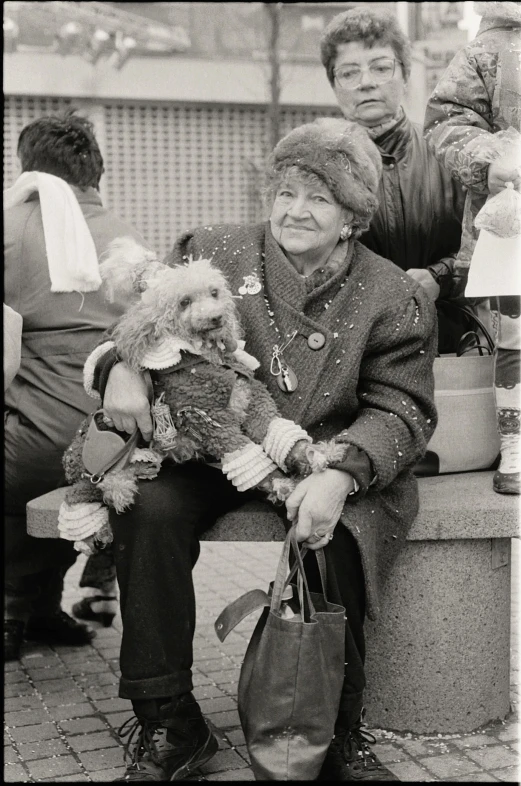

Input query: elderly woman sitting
[89,119,437,782]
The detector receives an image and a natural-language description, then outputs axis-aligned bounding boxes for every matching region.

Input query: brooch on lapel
[238,272,261,296]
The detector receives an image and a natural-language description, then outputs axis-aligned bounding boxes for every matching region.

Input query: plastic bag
[475,184,521,238]
[473,127,521,239]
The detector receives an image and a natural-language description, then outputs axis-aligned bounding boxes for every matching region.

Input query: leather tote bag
[215,527,346,781]
[415,304,499,476]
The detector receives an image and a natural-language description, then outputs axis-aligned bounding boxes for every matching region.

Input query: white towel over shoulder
[4,171,102,293]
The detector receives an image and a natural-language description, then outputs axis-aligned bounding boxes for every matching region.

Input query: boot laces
[336,719,380,771]
[118,715,162,767]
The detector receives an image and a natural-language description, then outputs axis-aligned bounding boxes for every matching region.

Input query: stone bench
[27,471,519,734]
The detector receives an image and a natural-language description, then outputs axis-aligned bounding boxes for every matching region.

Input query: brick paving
[4,540,520,782]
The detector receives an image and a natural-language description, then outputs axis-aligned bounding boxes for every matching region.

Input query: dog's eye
[210,289,219,298]
[180,297,191,309]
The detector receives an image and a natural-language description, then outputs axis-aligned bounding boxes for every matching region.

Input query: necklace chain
[259,256,300,390]
[260,256,296,352]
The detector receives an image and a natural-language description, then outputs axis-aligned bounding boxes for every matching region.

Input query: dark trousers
[79,545,117,592]
[4,516,77,621]
[5,429,78,621]
[111,462,366,727]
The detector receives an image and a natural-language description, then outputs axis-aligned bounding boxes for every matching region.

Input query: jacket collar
[371,109,412,163]
[262,223,355,313]
[26,184,103,206]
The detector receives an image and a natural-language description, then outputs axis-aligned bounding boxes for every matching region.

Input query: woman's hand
[488,161,521,195]
[103,362,153,440]
[406,268,441,301]
[285,469,354,550]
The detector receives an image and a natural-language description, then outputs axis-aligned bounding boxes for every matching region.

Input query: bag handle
[213,530,330,642]
[270,527,317,619]
[85,370,154,484]
[438,301,495,355]
[282,542,328,600]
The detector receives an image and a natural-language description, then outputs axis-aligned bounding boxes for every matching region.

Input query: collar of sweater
[263,223,355,314]
[140,334,260,372]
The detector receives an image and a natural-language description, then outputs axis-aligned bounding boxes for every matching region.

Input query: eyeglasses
[333,58,400,89]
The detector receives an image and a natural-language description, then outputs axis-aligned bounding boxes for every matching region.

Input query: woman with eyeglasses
[320,7,471,354]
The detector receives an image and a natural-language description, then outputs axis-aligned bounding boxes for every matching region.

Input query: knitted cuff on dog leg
[58,502,108,541]
[222,443,278,492]
[263,418,312,472]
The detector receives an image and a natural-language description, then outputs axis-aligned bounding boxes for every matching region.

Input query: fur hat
[266,118,382,223]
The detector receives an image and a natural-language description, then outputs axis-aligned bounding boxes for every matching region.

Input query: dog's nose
[211,316,223,328]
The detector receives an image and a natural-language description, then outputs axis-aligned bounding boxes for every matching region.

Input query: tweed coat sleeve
[424,47,495,194]
[339,285,438,492]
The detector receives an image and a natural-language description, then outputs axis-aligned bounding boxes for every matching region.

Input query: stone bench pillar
[363,472,518,734]
[26,472,518,734]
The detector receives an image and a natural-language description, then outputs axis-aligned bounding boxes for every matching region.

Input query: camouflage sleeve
[424,47,496,194]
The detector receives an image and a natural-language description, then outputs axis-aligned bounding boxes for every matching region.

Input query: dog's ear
[99,237,164,302]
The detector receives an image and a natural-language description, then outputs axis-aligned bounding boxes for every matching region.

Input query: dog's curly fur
[62,238,338,552]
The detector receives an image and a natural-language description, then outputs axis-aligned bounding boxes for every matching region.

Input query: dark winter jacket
[360,112,467,351]
[361,112,465,279]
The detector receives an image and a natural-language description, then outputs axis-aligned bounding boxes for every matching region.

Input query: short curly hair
[17,109,104,190]
[320,7,412,87]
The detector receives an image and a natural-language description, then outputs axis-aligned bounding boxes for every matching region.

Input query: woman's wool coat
[168,222,438,619]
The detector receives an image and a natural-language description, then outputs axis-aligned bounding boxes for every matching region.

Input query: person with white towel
[4,111,146,660]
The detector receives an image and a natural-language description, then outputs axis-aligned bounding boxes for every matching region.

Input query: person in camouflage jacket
[424,1,521,494]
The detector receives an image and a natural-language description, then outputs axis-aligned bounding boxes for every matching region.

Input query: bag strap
[86,370,154,484]
[270,527,317,619]
[283,543,328,599]
[213,529,330,641]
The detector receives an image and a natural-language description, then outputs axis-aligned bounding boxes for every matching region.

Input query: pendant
[277,362,298,393]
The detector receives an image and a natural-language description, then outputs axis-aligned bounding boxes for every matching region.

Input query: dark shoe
[116,693,218,781]
[72,595,117,627]
[4,619,25,661]
[25,610,96,645]
[493,470,521,495]
[319,719,399,781]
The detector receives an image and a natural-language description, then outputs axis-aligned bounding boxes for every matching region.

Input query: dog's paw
[99,469,139,512]
[269,476,297,503]
[306,440,347,473]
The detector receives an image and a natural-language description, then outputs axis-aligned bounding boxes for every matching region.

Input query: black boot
[4,619,25,661]
[319,718,399,781]
[116,693,219,781]
[25,610,95,645]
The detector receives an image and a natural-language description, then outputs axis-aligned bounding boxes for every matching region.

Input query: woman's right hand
[488,160,521,195]
[103,362,153,440]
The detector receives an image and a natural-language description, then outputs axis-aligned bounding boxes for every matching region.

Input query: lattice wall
[4,95,339,258]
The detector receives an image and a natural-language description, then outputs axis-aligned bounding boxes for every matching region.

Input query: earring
[340,224,352,242]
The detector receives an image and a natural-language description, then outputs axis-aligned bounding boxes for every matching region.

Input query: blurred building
[3,1,468,256]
